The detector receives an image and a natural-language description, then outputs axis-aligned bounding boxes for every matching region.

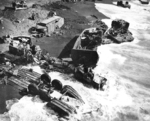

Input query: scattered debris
[74,65,107,90]
[32,4,42,9]
[29,12,39,20]
[91,19,108,34]
[0,63,85,117]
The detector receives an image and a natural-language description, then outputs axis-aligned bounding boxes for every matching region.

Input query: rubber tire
[28,84,39,95]
[40,74,51,85]
[51,79,63,91]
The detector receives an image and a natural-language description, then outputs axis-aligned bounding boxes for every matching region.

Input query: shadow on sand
[58,35,78,58]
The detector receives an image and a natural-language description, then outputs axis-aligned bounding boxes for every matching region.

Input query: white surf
[0,1,150,121]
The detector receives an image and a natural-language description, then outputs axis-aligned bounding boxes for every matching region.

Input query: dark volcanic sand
[0,0,113,114]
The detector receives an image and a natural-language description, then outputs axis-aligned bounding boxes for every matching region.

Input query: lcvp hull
[71,49,99,67]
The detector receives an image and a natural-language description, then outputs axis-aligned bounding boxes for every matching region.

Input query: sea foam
[0,1,150,121]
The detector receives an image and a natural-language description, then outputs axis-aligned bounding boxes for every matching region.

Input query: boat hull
[71,49,99,67]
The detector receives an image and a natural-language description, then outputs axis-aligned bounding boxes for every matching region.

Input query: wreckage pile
[103,19,134,44]
[92,19,108,34]
[0,32,107,92]
[0,64,84,117]
[0,18,135,93]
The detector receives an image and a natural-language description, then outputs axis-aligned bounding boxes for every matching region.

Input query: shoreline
[0,0,115,114]
[1,1,150,121]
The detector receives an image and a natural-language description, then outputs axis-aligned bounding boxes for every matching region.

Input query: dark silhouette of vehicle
[139,0,149,4]
[117,1,131,9]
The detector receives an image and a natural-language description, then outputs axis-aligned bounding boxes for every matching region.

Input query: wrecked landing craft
[71,27,102,67]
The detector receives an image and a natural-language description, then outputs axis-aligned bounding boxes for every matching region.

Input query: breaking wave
[0,69,134,121]
[0,1,150,121]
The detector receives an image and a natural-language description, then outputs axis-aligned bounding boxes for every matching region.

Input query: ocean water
[0,0,150,121]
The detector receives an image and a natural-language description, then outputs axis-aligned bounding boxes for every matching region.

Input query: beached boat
[71,27,101,67]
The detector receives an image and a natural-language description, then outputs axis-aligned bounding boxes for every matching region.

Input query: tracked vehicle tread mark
[61,85,84,104]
